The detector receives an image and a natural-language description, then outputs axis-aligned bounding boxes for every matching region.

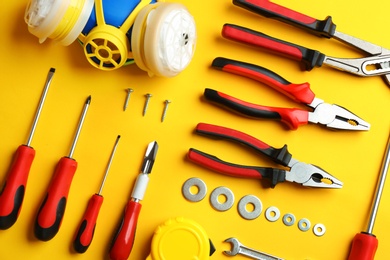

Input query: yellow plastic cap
[132,2,197,77]
[147,217,210,260]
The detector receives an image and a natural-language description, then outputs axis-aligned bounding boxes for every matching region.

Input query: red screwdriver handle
[73,194,104,253]
[109,201,142,260]
[348,232,378,260]
[211,57,315,105]
[222,23,325,71]
[232,0,336,38]
[34,157,77,241]
[0,145,35,229]
[204,88,309,130]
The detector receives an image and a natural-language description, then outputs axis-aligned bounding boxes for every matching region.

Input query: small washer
[265,206,280,222]
[210,186,235,211]
[182,177,207,202]
[313,223,326,237]
[282,213,296,226]
[238,195,262,220]
[298,218,311,232]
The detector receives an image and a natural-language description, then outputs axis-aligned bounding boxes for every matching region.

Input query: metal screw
[143,93,153,116]
[161,100,171,122]
[123,88,134,111]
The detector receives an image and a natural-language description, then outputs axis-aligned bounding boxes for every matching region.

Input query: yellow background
[1,0,389,259]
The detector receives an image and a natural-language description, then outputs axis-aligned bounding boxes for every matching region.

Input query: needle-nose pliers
[204,57,370,130]
[224,0,390,86]
[188,123,343,189]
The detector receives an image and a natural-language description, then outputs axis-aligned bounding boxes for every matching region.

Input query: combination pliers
[205,57,370,130]
[222,0,390,86]
[188,123,343,188]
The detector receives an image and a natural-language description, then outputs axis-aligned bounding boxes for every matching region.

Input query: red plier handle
[188,123,292,187]
[232,0,336,38]
[204,88,309,130]
[195,123,291,165]
[212,57,315,104]
[222,23,325,71]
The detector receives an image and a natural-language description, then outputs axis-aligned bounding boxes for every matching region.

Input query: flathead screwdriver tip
[86,95,91,104]
[49,68,55,73]
[141,141,158,174]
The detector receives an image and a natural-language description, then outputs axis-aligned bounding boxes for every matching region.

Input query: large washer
[237,195,262,220]
[182,177,207,202]
[209,186,235,211]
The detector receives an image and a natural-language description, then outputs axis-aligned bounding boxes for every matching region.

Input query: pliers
[188,123,343,189]
[223,0,390,86]
[205,57,370,130]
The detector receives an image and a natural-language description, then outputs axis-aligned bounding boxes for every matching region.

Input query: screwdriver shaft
[26,68,55,147]
[366,131,390,234]
[68,96,91,158]
[98,135,121,195]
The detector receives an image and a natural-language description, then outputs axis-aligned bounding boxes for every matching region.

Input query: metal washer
[182,177,207,202]
[265,206,280,222]
[209,186,235,211]
[298,218,311,232]
[238,195,262,220]
[282,213,296,226]
[313,223,326,236]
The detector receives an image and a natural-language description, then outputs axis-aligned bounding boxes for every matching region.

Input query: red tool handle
[222,23,325,71]
[73,194,104,253]
[196,123,292,166]
[0,145,35,230]
[109,200,142,260]
[34,157,77,241]
[188,148,286,187]
[204,88,309,130]
[232,0,336,38]
[212,57,315,104]
[348,232,378,260]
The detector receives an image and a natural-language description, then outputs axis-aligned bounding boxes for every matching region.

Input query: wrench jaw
[223,237,240,256]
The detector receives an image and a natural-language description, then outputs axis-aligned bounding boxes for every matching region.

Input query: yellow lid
[147,217,211,260]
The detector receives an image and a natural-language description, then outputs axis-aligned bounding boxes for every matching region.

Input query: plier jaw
[286,160,343,188]
[308,100,370,131]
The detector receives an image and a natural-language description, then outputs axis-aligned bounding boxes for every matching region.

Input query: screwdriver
[34,95,91,241]
[0,68,55,230]
[73,135,121,253]
[109,141,158,260]
[348,131,390,260]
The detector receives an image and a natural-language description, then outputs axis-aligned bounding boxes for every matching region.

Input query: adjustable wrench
[224,237,284,260]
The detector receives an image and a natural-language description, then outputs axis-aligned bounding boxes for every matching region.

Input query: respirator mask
[25,0,197,77]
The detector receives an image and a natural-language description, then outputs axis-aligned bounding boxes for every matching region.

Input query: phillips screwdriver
[34,95,91,241]
[73,135,121,253]
[348,131,390,260]
[0,68,55,230]
[109,141,158,260]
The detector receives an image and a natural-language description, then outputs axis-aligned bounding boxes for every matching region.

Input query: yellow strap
[95,0,105,25]
[120,0,150,33]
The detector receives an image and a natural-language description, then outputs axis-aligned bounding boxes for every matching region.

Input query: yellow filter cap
[147,217,211,260]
